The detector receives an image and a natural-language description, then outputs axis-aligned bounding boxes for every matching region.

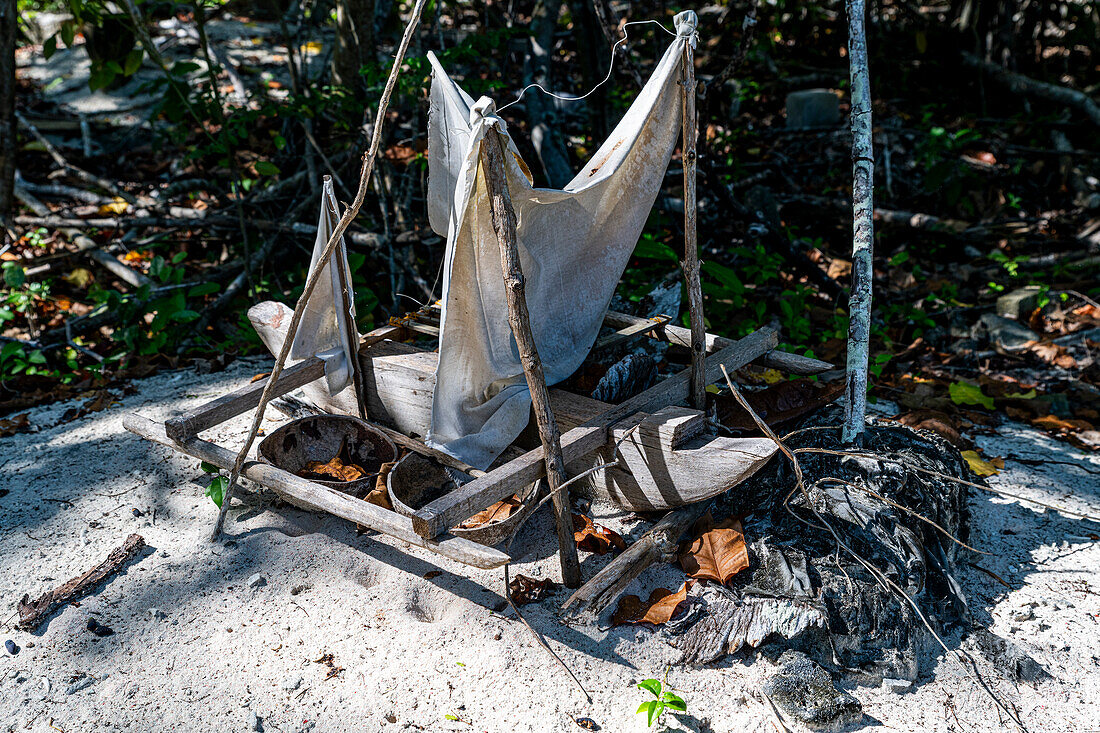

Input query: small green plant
[201,461,227,507]
[636,677,687,727]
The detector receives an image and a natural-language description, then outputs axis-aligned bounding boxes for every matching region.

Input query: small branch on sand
[17,534,146,631]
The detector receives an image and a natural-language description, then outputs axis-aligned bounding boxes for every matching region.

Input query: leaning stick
[680,33,706,411]
[211,0,428,539]
[481,129,582,589]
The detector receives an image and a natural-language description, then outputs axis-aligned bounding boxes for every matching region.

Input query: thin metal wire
[495,19,678,114]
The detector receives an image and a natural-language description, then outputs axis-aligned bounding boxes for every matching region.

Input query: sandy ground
[2,359,1100,733]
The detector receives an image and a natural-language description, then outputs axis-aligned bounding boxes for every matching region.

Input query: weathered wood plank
[165,322,405,441]
[681,39,707,411]
[125,413,510,569]
[602,310,833,375]
[411,327,778,539]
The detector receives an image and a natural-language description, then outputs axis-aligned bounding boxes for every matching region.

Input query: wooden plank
[602,310,833,375]
[124,413,510,569]
[482,130,581,587]
[593,314,670,352]
[411,327,778,539]
[165,323,404,441]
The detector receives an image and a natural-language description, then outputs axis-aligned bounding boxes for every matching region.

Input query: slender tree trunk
[0,0,16,232]
[524,0,572,188]
[333,0,377,98]
[842,0,874,444]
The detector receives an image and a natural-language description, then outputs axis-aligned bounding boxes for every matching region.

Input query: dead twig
[17,534,146,631]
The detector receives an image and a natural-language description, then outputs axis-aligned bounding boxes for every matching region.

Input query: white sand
[2,360,1099,732]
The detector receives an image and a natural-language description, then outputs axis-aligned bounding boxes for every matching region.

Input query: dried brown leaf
[678,514,749,585]
[460,495,522,529]
[572,513,626,555]
[0,412,30,437]
[611,582,691,626]
[364,461,396,509]
[508,574,556,605]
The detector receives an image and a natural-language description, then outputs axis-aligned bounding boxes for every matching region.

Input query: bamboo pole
[211,0,428,539]
[681,39,706,411]
[842,0,874,444]
[481,129,582,588]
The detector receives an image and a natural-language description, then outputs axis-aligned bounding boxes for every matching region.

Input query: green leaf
[637,700,659,726]
[3,263,26,288]
[255,161,281,176]
[169,309,200,323]
[637,679,662,698]
[949,381,994,410]
[171,251,188,264]
[663,692,687,712]
[88,64,116,91]
[172,61,201,75]
[200,461,220,473]
[444,714,458,721]
[123,48,144,76]
[44,35,58,59]
[1,341,24,360]
[633,238,678,262]
[0,307,13,322]
[27,350,47,365]
[60,20,75,48]
[205,476,227,507]
[1004,389,1037,400]
[188,282,221,297]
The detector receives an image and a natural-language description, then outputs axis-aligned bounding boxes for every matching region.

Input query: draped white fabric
[288,176,360,396]
[425,11,698,469]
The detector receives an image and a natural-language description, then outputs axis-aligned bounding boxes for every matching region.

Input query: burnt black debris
[669,418,973,681]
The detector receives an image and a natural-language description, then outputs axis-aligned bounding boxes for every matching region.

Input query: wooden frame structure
[124,305,827,571]
[123,32,833,584]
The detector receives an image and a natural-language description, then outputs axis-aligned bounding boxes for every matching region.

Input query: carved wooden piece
[411,327,778,539]
[123,413,510,569]
[482,130,581,587]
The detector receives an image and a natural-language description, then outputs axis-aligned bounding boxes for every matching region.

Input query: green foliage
[914,121,982,212]
[205,475,227,507]
[949,381,994,410]
[636,677,687,727]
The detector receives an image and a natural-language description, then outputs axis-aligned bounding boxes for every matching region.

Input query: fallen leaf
[1031,415,1093,434]
[894,409,966,446]
[508,574,556,605]
[611,582,691,626]
[573,513,626,554]
[1029,342,1077,369]
[424,570,442,580]
[97,197,129,216]
[962,450,1003,477]
[305,455,366,482]
[364,461,395,510]
[949,381,994,410]
[460,495,522,528]
[62,268,94,289]
[826,258,852,279]
[0,412,31,437]
[678,513,749,585]
[250,372,270,383]
[300,41,323,55]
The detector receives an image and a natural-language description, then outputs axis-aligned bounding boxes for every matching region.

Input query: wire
[495,19,679,114]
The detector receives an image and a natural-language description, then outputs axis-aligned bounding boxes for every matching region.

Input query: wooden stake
[681,41,706,411]
[480,129,582,589]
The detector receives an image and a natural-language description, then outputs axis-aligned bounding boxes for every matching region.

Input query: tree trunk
[0,0,16,231]
[842,0,874,445]
[523,0,572,188]
[333,0,377,98]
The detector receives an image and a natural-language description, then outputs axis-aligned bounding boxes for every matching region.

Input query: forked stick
[211,0,429,539]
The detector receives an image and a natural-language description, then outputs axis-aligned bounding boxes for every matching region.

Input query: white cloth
[425,11,698,469]
[288,176,360,396]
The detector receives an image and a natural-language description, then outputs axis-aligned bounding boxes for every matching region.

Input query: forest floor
[1,361,1099,733]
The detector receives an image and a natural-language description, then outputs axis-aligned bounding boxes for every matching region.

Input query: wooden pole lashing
[681,38,706,411]
[480,129,582,589]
